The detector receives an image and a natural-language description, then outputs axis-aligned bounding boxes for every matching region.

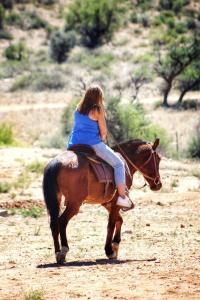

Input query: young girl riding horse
[68,84,134,210]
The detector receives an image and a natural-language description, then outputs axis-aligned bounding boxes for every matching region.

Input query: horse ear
[152,138,160,150]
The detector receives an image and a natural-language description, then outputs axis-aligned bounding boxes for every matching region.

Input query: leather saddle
[68,144,114,186]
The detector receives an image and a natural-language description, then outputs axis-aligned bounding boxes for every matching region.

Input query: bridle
[116,144,161,187]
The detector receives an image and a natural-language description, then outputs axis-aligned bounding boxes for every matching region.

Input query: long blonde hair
[77,84,104,115]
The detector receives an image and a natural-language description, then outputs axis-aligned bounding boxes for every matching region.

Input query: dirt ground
[0,147,200,300]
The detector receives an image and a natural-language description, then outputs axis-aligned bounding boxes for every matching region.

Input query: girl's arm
[97,108,107,142]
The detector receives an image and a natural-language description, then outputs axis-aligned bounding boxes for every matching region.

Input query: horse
[42,138,162,264]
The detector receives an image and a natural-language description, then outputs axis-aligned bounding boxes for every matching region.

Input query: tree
[65,0,121,48]
[155,36,200,107]
[177,61,200,107]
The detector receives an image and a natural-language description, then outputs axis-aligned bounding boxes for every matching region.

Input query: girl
[68,84,133,210]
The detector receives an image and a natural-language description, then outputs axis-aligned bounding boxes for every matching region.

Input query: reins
[107,131,160,187]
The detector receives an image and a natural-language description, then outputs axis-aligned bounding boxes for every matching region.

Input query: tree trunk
[177,89,188,107]
[162,81,172,107]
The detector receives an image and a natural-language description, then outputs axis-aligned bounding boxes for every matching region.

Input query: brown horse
[43,138,162,263]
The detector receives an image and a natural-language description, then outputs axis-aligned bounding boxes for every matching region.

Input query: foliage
[10,207,44,219]
[177,61,200,105]
[135,0,153,11]
[159,0,190,14]
[4,41,28,61]
[106,97,169,152]
[23,289,43,300]
[0,122,15,145]
[50,29,76,63]
[0,4,5,30]
[11,71,65,91]
[0,29,13,40]
[155,36,200,106]
[37,0,56,5]
[0,60,29,79]
[0,182,11,193]
[6,10,47,30]
[187,119,200,159]
[65,0,121,47]
[26,160,46,173]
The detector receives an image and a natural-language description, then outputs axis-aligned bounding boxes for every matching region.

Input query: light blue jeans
[91,142,125,186]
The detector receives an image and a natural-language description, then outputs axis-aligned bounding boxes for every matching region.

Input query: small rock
[156,201,164,206]
[180,224,185,228]
[146,223,150,227]
[0,209,8,217]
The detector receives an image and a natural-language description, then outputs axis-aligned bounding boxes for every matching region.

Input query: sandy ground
[0,147,200,300]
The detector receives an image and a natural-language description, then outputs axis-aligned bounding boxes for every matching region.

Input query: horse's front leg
[104,202,120,259]
[111,213,123,258]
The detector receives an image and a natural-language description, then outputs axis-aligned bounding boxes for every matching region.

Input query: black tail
[43,159,62,232]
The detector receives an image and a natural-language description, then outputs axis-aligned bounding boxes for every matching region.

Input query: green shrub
[159,0,189,14]
[6,10,47,30]
[175,21,188,34]
[0,182,11,193]
[0,122,15,145]
[136,0,153,11]
[11,71,65,91]
[0,60,29,79]
[106,98,169,152]
[26,160,45,173]
[5,11,22,26]
[186,18,197,30]
[0,4,5,30]
[65,0,121,47]
[187,120,200,159]
[50,29,76,63]
[37,0,56,5]
[4,41,28,61]
[10,207,44,219]
[136,13,151,27]
[0,29,13,40]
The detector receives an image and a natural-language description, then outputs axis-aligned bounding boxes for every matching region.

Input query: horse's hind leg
[112,213,123,258]
[57,198,82,264]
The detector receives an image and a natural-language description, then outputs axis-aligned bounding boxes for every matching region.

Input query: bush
[11,71,65,91]
[136,0,153,11]
[65,0,121,47]
[187,120,200,159]
[175,21,188,34]
[50,29,76,63]
[4,41,28,60]
[106,98,170,152]
[0,182,11,193]
[6,10,47,30]
[159,0,190,14]
[37,0,56,5]
[62,99,79,136]
[0,4,5,30]
[137,13,151,27]
[0,122,15,146]
[0,29,13,40]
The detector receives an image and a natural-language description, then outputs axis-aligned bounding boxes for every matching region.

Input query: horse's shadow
[37,257,157,268]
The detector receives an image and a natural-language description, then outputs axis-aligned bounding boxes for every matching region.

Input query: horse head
[138,138,162,191]
[115,138,162,191]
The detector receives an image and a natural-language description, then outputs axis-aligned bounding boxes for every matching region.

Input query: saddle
[68,144,114,186]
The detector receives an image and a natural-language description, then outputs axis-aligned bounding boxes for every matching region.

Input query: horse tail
[42,158,62,232]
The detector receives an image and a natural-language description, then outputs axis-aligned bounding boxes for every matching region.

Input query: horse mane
[113,139,152,154]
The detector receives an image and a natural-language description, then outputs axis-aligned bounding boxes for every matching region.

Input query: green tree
[155,36,200,107]
[177,61,200,107]
[65,0,121,48]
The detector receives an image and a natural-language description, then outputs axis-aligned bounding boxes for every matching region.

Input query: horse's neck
[116,146,137,177]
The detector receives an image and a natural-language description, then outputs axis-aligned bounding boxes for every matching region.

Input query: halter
[116,144,161,187]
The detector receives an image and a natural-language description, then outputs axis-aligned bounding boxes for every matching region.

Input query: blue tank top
[68,111,101,147]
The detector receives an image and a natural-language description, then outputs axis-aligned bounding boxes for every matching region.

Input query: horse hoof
[112,242,119,257]
[56,251,65,264]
